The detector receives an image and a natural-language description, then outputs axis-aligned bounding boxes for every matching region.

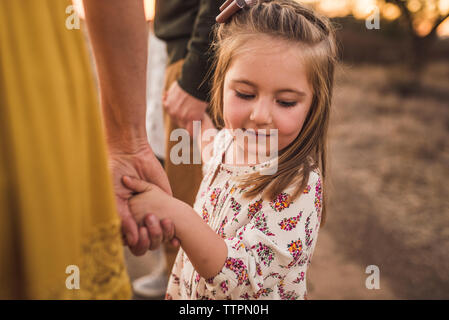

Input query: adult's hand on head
[109,144,178,256]
[163,81,208,136]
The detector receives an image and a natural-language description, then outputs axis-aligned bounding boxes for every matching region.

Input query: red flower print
[293,271,305,284]
[224,258,249,285]
[253,287,273,299]
[303,185,311,194]
[254,212,275,236]
[279,212,303,231]
[210,187,221,208]
[315,178,322,213]
[270,192,292,212]
[305,215,313,247]
[220,280,229,294]
[253,242,275,267]
[247,199,263,220]
[218,216,228,238]
[287,239,303,268]
[240,293,251,300]
[230,197,242,223]
[202,205,209,223]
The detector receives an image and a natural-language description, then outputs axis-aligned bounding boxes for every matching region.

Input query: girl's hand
[122,175,181,246]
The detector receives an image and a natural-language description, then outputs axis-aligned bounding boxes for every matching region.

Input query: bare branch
[389,0,416,35]
[429,12,449,36]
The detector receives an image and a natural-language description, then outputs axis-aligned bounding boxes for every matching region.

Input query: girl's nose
[250,98,272,125]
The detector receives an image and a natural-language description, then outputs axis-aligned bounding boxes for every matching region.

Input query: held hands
[122,176,183,245]
[163,81,208,136]
[109,145,179,255]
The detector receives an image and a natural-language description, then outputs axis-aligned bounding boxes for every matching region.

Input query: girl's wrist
[167,199,196,241]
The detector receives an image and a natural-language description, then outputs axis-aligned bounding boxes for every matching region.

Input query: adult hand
[163,81,208,136]
[109,144,179,256]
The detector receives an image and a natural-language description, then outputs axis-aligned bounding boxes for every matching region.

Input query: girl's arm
[123,176,227,279]
[169,197,228,279]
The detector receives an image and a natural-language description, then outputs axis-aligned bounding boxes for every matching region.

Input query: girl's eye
[277,100,297,108]
[235,91,255,100]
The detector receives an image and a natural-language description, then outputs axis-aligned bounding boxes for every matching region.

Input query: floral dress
[165,130,322,300]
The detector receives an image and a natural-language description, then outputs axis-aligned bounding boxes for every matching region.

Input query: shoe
[133,273,168,299]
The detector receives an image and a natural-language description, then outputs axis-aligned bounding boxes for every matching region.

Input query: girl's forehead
[224,37,310,92]
[228,36,306,70]
[236,36,296,55]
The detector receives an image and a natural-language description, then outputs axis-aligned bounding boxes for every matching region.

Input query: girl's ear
[122,176,151,193]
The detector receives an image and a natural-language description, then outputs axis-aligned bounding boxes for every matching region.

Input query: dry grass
[318,62,449,299]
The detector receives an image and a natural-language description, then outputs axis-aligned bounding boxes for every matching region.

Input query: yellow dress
[0,0,131,299]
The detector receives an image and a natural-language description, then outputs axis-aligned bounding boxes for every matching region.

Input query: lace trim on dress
[45,220,131,299]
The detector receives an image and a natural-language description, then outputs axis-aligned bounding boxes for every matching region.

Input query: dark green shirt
[154,0,222,102]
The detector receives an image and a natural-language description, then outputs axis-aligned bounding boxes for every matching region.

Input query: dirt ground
[307,62,449,299]
[125,62,449,300]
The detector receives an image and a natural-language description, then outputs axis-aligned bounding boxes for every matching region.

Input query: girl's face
[223,37,314,163]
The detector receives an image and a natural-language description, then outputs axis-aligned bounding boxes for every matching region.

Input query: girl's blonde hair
[209,0,338,226]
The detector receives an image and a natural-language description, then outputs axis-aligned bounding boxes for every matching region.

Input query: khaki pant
[163,59,203,278]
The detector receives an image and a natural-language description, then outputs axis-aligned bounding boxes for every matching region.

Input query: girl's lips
[244,128,272,137]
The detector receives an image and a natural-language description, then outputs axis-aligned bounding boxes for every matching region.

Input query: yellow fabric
[0,0,131,299]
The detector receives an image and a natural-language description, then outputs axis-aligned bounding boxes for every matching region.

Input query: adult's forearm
[83,0,149,152]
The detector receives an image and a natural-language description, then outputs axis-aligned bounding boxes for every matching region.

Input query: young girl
[124,0,337,300]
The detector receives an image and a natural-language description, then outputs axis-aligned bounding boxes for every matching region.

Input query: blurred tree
[385,0,449,74]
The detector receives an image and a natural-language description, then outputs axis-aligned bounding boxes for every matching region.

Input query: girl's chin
[232,141,279,164]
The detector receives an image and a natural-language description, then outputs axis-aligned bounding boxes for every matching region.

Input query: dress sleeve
[205,170,323,299]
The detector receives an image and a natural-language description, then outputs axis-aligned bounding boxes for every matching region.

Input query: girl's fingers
[129,227,150,256]
[160,218,175,242]
[170,237,180,248]
[121,215,139,246]
[122,176,151,193]
[145,214,163,250]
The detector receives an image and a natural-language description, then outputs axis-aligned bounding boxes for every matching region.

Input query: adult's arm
[178,0,221,102]
[83,0,148,151]
[163,0,221,135]
[82,0,176,255]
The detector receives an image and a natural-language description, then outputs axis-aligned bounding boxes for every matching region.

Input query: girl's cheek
[223,95,248,129]
[276,107,308,142]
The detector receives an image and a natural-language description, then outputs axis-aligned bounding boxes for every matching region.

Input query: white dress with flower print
[165,130,322,300]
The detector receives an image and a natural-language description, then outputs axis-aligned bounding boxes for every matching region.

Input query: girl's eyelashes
[235,90,297,108]
[235,90,255,100]
[277,100,297,108]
